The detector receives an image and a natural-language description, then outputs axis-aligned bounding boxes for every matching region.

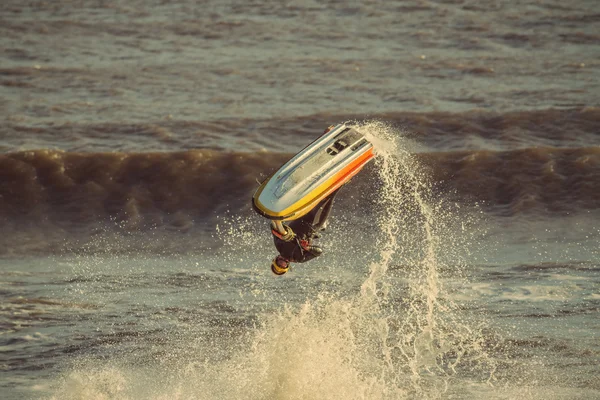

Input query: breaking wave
[1,145,598,223]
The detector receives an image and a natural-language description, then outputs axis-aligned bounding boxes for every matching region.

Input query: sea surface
[1,0,599,399]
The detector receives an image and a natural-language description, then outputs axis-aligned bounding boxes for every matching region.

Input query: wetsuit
[272,190,338,263]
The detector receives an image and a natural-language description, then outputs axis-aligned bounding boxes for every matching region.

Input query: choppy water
[1,0,599,399]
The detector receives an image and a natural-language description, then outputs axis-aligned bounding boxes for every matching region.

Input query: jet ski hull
[252,124,374,221]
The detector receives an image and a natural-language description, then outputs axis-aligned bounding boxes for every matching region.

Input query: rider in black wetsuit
[270,190,338,275]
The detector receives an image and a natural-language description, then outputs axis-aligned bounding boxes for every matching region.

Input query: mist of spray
[185,120,497,399]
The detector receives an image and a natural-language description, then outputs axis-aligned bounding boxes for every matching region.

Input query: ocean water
[1,1,599,399]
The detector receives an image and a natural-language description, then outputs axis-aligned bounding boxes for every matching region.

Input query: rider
[270,190,338,275]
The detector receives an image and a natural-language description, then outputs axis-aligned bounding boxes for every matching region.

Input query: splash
[356,121,496,393]
[200,120,496,399]
[47,121,496,400]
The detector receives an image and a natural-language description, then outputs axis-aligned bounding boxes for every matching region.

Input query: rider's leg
[311,189,339,231]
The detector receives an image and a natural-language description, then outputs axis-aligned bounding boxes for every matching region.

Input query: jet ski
[252,124,374,221]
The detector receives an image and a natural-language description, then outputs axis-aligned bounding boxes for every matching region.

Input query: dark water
[1,0,599,399]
